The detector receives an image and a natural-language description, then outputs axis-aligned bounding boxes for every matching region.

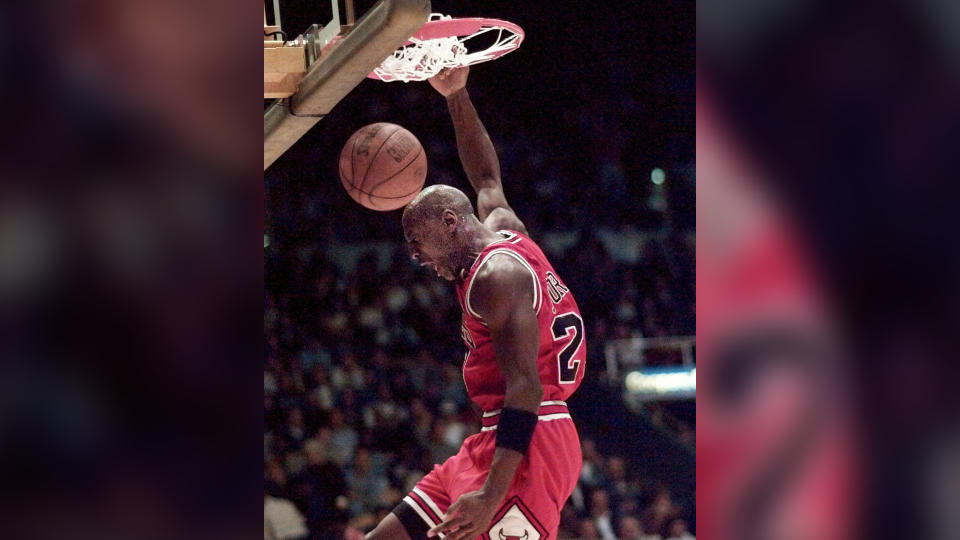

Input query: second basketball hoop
[368,13,524,82]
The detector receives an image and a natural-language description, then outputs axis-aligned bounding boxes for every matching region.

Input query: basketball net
[370,14,524,82]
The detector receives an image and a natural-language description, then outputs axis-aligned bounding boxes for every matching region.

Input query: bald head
[402,184,474,229]
[401,184,490,282]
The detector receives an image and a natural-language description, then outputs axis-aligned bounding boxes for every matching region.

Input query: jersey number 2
[552,312,584,384]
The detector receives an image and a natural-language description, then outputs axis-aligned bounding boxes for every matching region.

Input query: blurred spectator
[265,459,291,499]
[265,487,310,540]
[589,489,618,540]
[428,416,460,465]
[665,518,694,540]
[439,401,468,448]
[343,525,365,540]
[580,439,606,490]
[290,438,348,535]
[363,381,408,451]
[283,408,307,451]
[308,366,335,413]
[558,501,582,538]
[579,517,601,540]
[618,516,646,540]
[409,398,435,448]
[328,409,357,467]
[605,456,641,513]
[344,447,388,517]
[641,490,683,539]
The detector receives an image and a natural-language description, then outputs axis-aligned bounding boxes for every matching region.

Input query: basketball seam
[339,159,364,201]
[339,163,423,199]
[349,126,362,197]
[338,159,422,213]
[361,125,401,208]
[365,145,424,197]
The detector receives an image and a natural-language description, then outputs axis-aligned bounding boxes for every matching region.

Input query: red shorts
[400,401,582,540]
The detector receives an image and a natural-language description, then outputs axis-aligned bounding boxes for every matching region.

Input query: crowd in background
[264,225,695,539]
[265,4,694,538]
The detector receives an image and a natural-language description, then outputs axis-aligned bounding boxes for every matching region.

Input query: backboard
[264,0,431,170]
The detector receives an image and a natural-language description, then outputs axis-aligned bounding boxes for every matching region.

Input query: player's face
[404,221,457,281]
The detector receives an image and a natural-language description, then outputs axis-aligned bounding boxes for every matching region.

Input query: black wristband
[496,407,538,454]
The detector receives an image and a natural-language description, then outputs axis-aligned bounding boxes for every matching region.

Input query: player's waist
[479,400,570,431]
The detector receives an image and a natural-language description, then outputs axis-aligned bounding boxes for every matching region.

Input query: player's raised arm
[427,254,542,540]
[429,67,528,235]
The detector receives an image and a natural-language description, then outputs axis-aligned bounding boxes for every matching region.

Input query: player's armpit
[476,185,509,216]
[482,204,528,236]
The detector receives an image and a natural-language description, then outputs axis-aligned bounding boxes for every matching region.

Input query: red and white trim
[462,231,521,278]
[403,487,447,536]
[412,487,446,521]
[465,248,542,320]
[497,230,523,244]
[480,400,571,431]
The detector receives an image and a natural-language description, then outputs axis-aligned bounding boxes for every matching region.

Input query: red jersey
[455,230,586,412]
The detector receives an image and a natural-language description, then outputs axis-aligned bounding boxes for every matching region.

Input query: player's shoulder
[469,250,538,317]
[474,250,532,288]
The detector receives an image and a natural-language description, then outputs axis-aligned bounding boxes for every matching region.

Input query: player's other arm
[473,254,543,413]
[477,257,543,497]
[429,67,528,235]
[427,255,541,539]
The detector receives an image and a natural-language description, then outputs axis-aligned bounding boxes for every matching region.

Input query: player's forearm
[503,374,544,414]
[481,376,542,500]
[481,446,524,501]
[445,89,502,192]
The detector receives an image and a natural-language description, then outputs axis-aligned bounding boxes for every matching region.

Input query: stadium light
[651,167,666,185]
[625,366,695,401]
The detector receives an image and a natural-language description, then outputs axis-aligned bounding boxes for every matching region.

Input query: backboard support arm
[264,0,431,170]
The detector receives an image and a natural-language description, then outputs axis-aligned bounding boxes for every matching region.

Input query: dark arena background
[264,1,695,538]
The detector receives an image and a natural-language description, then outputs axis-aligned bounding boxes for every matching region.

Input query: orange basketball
[339,123,427,211]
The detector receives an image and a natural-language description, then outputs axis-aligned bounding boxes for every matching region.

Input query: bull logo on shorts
[487,498,544,540]
[498,529,530,540]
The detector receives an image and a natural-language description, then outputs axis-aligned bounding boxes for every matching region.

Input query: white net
[371,14,523,82]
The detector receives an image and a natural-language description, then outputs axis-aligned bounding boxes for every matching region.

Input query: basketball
[339,123,427,211]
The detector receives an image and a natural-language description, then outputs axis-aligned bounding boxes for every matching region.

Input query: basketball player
[365,66,586,540]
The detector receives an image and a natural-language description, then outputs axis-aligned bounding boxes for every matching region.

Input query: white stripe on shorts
[412,487,446,521]
[403,495,438,528]
[480,412,573,432]
[482,400,567,418]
